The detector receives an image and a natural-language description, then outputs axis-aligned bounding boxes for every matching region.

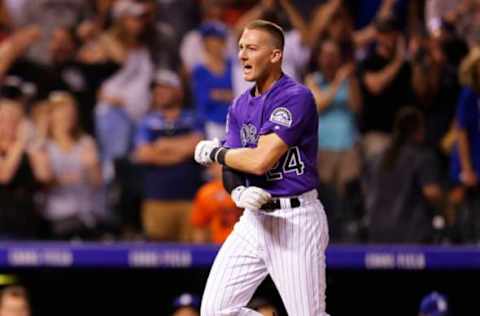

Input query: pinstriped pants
[201,190,330,316]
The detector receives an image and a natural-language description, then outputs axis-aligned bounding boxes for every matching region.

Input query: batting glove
[194,138,220,166]
[231,186,272,210]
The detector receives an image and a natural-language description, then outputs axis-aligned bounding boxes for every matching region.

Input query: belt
[260,197,301,212]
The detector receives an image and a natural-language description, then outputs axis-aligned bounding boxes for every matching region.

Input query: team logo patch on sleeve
[240,123,258,146]
[270,107,293,127]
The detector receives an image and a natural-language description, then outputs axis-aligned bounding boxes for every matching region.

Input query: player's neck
[254,69,282,96]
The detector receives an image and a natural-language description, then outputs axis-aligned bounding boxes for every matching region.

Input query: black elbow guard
[222,166,245,193]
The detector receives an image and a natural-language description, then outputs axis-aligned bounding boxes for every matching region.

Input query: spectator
[411,31,462,151]
[180,0,234,75]
[171,293,200,316]
[0,285,31,316]
[456,48,480,184]
[447,47,480,240]
[305,37,362,241]
[429,18,468,69]
[308,0,398,59]
[46,25,121,135]
[358,15,427,158]
[191,164,242,244]
[309,0,357,58]
[192,22,233,140]
[10,0,92,65]
[96,0,154,173]
[305,38,362,196]
[1,25,84,103]
[139,0,181,70]
[151,0,198,57]
[43,91,103,239]
[418,291,449,316]
[180,0,275,96]
[0,98,49,239]
[133,69,203,241]
[364,107,444,243]
[0,26,41,84]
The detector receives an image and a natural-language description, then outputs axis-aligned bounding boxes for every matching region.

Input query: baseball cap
[151,69,181,88]
[419,292,448,316]
[172,293,200,310]
[113,0,147,19]
[199,22,228,39]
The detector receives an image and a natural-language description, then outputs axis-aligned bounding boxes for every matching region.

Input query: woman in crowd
[0,98,49,239]
[305,38,362,240]
[364,107,444,243]
[43,91,103,239]
[306,38,362,198]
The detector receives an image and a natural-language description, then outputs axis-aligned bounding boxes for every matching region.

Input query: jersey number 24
[266,146,305,181]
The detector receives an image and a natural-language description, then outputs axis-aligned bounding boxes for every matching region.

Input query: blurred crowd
[0,284,280,316]
[0,0,479,244]
[0,284,449,316]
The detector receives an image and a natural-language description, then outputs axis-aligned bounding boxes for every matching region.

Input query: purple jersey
[224,74,319,196]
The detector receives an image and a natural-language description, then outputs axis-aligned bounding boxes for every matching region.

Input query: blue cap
[173,293,200,310]
[419,292,448,316]
[199,22,227,39]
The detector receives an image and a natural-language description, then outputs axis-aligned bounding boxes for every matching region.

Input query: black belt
[260,197,301,212]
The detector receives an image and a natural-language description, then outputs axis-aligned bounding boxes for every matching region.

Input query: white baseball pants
[200,189,330,316]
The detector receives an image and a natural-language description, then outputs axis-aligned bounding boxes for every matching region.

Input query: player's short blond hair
[244,20,285,51]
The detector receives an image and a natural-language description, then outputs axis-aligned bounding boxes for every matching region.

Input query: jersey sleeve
[223,100,242,148]
[259,90,316,146]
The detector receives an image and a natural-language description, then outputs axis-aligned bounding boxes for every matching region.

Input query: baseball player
[194,20,330,316]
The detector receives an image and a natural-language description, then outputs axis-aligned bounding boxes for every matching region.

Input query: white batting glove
[194,138,220,166]
[231,186,272,210]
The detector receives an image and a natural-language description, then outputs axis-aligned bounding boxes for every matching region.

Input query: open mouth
[243,64,252,74]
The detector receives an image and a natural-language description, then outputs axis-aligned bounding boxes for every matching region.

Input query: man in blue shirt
[133,69,204,241]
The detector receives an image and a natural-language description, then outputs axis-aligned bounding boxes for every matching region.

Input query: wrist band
[210,147,228,165]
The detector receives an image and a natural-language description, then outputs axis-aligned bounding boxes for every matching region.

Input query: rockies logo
[240,123,258,146]
[270,107,292,127]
